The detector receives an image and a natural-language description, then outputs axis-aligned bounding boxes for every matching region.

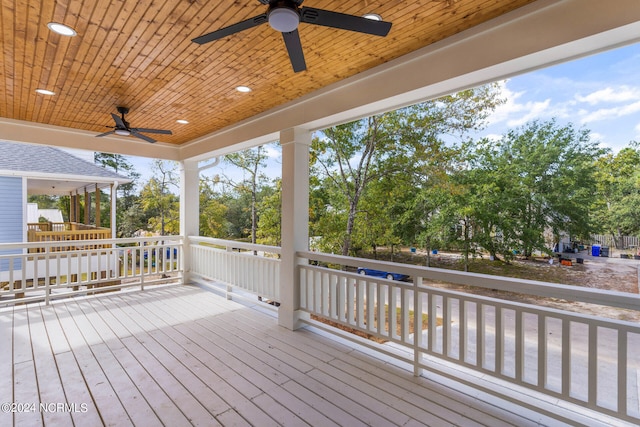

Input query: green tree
[465,120,605,258]
[223,146,270,244]
[27,194,59,209]
[199,176,229,237]
[140,160,179,235]
[94,152,141,235]
[256,179,281,246]
[312,83,504,256]
[593,142,640,247]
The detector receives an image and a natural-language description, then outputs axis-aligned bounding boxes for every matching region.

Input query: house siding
[0,176,23,269]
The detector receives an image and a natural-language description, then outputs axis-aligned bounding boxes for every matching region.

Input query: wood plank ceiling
[0,0,535,146]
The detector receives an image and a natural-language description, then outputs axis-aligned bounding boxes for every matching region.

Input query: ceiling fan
[192,0,392,73]
[96,107,172,143]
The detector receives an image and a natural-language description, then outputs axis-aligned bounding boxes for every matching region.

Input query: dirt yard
[364,248,640,322]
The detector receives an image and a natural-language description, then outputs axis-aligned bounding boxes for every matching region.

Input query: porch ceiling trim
[0,169,127,195]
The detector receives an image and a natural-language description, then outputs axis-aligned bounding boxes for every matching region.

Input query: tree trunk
[342,199,359,256]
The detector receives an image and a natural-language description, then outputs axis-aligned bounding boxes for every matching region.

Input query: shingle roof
[0,140,128,181]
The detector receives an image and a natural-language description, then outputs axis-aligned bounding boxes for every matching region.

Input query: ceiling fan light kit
[268,7,300,32]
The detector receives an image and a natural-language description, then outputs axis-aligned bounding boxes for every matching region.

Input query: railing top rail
[298,250,640,312]
[0,236,184,251]
[189,236,281,254]
[302,263,640,329]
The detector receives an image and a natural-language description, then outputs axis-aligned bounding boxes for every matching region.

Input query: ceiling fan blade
[95,130,116,138]
[300,7,392,36]
[131,128,172,135]
[192,14,268,44]
[282,30,306,73]
[130,130,157,143]
[111,113,127,129]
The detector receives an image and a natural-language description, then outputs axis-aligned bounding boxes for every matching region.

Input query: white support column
[180,159,200,284]
[280,127,311,330]
[110,182,118,238]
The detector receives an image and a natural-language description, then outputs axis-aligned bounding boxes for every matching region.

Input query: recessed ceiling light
[35,89,55,95]
[176,119,189,124]
[47,22,77,37]
[236,86,252,93]
[363,13,382,21]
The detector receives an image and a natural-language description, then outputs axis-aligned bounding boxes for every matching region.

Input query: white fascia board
[0,117,181,160]
[0,169,128,185]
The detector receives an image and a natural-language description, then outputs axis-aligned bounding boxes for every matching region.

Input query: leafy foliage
[311,83,505,256]
[57,87,639,262]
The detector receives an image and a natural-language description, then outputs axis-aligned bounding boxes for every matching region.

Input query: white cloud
[575,86,640,105]
[487,80,559,128]
[506,99,552,127]
[589,131,604,141]
[580,100,640,124]
[263,144,281,159]
[482,133,503,141]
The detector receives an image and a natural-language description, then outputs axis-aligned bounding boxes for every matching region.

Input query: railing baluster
[414,276,423,376]
[496,306,504,375]
[330,273,337,319]
[588,323,598,407]
[428,292,437,352]
[401,287,409,342]
[443,295,451,358]
[618,329,627,416]
[460,300,467,364]
[389,284,397,340]
[356,277,364,328]
[538,314,546,389]
[367,281,375,334]
[562,318,571,398]
[515,309,523,383]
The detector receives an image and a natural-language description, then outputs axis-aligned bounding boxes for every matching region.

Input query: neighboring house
[0,139,130,244]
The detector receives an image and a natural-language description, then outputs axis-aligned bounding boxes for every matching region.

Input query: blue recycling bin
[592,245,601,257]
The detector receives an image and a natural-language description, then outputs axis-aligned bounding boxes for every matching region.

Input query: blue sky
[477,42,640,153]
[128,41,640,185]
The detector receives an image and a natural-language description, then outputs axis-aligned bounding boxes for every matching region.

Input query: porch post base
[278,309,310,331]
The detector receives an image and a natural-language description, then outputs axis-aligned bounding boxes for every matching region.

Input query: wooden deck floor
[0,284,631,426]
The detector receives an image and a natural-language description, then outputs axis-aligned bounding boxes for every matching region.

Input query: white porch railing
[188,236,280,302]
[297,250,640,424]
[8,233,640,422]
[0,236,183,306]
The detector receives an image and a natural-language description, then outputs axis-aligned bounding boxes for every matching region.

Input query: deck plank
[26,306,74,427]
[233,307,538,426]
[1,284,634,427]
[51,303,134,426]
[80,296,223,426]
[0,307,14,427]
[70,298,194,426]
[99,291,277,426]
